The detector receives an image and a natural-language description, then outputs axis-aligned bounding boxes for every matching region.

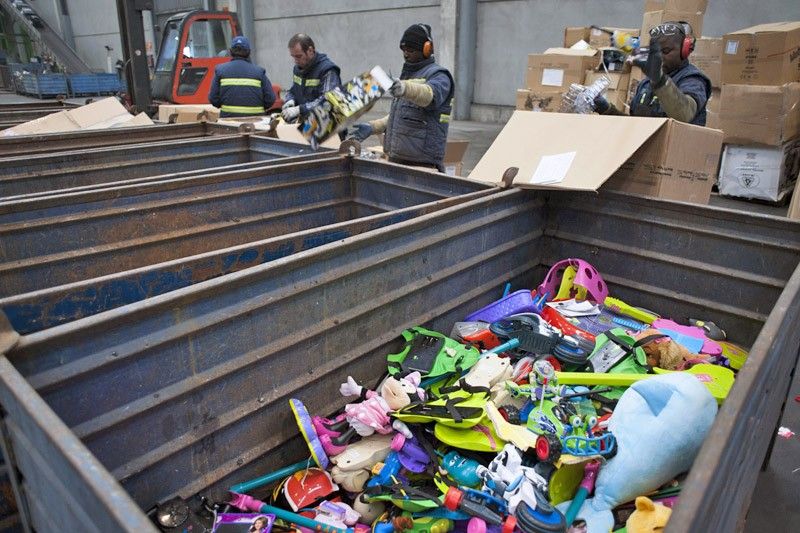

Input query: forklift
[117,3,281,115]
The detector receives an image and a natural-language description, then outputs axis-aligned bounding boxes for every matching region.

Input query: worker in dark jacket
[349,24,454,172]
[209,36,276,118]
[596,22,711,126]
[281,34,341,122]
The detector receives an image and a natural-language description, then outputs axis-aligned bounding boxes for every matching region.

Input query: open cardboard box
[468,111,722,204]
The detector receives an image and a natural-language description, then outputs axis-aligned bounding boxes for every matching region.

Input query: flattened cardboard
[0,97,151,136]
[722,22,800,86]
[515,89,563,112]
[691,37,722,88]
[468,111,666,190]
[641,10,704,47]
[718,83,800,146]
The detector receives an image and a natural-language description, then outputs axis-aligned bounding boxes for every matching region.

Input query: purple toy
[536,258,609,304]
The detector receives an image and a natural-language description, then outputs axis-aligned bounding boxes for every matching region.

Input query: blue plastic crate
[20,73,68,98]
[68,73,122,96]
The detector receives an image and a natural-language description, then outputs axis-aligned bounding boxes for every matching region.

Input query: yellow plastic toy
[625,496,672,533]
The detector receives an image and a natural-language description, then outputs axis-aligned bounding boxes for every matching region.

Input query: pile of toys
[166,258,747,533]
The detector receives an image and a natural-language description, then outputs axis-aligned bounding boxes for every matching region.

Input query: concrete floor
[2,92,798,529]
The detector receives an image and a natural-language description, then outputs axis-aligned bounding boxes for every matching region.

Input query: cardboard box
[644,1,665,11]
[564,27,592,48]
[587,27,639,49]
[718,140,800,202]
[526,48,597,91]
[706,88,721,114]
[585,71,631,110]
[722,22,800,86]
[595,47,632,74]
[627,66,645,106]
[0,97,153,136]
[157,104,219,123]
[691,37,722,88]
[641,10,704,47]
[718,83,800,146]
[516,89,563,113]
[706,110,720,130]
[468,111,722,204]
[444,140,469,176]
[664,0,707,12]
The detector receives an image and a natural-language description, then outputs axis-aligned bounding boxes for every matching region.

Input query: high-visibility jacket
[287,52,340,113]
[209,57,276,117]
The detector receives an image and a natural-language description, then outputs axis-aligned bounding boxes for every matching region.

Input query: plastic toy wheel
[467,517,487,533]
[498,404,521,425]
[501,515,517,533]
[535,434,562,463]
[443,486,463,511]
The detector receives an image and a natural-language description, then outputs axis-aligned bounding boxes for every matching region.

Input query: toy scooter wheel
[467,517,487,533]
[443,486,463,511]
[498,405,521,425]
[535,434,562,463]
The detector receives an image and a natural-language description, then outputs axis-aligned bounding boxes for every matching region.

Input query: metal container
[0,134,323,197]
[1,187,799,533]
[0,122,241,157]
[0,156,490,333]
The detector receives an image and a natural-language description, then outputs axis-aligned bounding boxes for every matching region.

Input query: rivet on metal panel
[339,139,361,157]
[501,167,518,188]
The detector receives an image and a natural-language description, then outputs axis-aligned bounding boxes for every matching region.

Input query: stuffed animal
[626,497,672,533]
[635,329,692,370]
[557,373,717,533]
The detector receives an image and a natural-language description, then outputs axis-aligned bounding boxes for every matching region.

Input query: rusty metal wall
[0,134,322,197]
[0,158,492,333]
[0,186,799,532]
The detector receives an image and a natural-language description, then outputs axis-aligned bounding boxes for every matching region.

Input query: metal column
[116,0,153,113]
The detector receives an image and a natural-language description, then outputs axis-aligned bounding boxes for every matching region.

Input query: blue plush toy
[558,373,718,532]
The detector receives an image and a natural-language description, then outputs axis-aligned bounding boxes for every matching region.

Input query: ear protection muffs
[418,23,434,58]
[677,21,695,60]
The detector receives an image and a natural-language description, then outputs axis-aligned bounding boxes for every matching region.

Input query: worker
[281,34,341,123]
[595,21,710,126]
[348,24,454,172]
[208,36,276,118]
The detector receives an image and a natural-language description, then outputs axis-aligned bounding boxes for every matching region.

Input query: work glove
[347,123,373,142]
[281,99,295,111]
[389,78,406,98]
[593,94,611,114]
[281,105,301,122]
[635,40,666,89]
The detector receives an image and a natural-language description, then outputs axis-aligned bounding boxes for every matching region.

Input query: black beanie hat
[400,24,432,52]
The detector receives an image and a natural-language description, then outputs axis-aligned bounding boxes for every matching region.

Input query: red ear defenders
[419,24,434,58]
[679,21,696,60]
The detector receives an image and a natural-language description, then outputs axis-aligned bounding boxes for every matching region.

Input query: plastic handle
[229,459,308,494]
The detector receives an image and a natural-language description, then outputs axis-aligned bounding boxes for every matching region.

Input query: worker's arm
[208,70,222,108]
[653,76,705,124]
[368,115,389,134]
[594,96,626,116]
[391,71,452,109]
[300,69,341,115]
[261,69,276,110]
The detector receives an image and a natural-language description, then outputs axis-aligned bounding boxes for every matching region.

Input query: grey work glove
[635,41,666,89]
[389,79,406,98]
[281,105,301,122]
[347,123,373,142]
[281,99,295,111]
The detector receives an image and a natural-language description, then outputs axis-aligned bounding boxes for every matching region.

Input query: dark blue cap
[231,36,251,51]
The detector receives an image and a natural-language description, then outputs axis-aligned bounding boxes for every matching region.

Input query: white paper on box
[541,68,565,87]
[531,151,576,185]
[725,40,739,55]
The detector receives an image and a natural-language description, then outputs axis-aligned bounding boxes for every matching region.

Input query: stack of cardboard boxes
[715,22,800,202]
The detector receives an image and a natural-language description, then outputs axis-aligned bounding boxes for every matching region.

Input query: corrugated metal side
[7,189,542,509]
[0,357,157,532]
[667,262,800,532]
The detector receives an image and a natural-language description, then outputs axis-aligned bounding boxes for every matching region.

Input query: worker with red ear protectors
[595,21,711,126]
[348,24,455,172]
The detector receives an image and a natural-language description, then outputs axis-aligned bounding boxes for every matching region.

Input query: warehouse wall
[253,1,443,97]
[473,0,800,113]
[66,0,122,72]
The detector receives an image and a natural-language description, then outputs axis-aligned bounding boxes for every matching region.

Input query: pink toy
[314,373,424,456]
[652,319,722,356]
[536,258,609,304]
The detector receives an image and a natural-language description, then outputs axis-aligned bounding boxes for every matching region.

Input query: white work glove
[282,105,301,122]
[281,99,295,111]
[389,79,406,98]
[339,376,363,397]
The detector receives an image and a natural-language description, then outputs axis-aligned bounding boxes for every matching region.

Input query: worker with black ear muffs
[595,21,711,126]
[349,24,455,172]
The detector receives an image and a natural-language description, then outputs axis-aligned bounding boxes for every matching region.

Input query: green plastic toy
[387,327,481,381]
